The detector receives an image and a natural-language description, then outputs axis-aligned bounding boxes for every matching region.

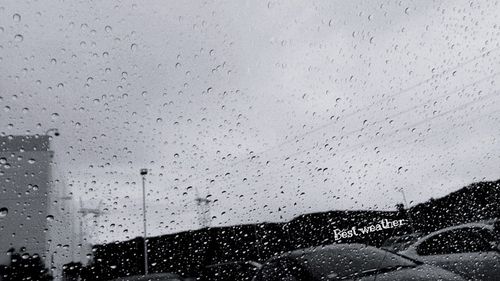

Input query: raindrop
[12,13,21,22]
[51,112,60,120]
[104,25,112,33]
[28,158,36,164]
[46,215,54,221]
[130,43,137,52]
[0,207,7,217]
[14,34,23,42]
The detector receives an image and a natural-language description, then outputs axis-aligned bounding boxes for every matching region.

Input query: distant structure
[77,197,104,262]
[0,134,74,279]
[195,188,211,228]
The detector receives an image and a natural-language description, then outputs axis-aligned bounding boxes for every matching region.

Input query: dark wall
[77,179,500,280]
[409,179,500,233]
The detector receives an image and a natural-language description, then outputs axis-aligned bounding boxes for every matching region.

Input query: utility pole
[140,168,149,275]
[77,197,103,262]
[195,187,211,228]
[399,189,416,233]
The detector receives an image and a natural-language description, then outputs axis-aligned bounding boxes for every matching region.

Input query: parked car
[108,273,184,281]
[400,221,500,281]
[252,243,464,281]
[199,261,261,281]
[381,232,423,252]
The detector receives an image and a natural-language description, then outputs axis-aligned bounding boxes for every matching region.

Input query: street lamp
[140,168,148,275]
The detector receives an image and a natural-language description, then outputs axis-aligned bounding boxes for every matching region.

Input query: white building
[0,135,75,280]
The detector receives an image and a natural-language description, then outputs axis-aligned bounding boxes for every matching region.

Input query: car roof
[109,273,181,281]
[407,222,495,250]
[282,243,371,258]
[383,232,423,244]
[205,260,259,268]
[424,222,493,236]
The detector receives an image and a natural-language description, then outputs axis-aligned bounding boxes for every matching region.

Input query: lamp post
[399,188,416,233]
[140,168,148,275]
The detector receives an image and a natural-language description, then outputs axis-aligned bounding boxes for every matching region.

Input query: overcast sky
[2,0,500,243]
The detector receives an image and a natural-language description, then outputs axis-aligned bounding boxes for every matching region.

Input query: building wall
[0,135,52,266]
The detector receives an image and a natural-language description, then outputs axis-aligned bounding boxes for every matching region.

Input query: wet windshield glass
[1,1,500,281]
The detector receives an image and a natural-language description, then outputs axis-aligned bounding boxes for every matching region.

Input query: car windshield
[2,1,500,281]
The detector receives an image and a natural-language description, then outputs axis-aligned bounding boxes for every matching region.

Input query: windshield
[1,1,500,281]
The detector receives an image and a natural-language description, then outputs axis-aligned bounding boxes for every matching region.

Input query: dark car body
[108,273,183,281]
[381,232,423,252]
[400,221,500,281]
[252,243,464,281]
[199,261,261,281]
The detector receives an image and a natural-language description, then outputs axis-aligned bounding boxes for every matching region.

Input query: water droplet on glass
[14,34,23,42]
[0,207,8,217]
[46,215,54,221]
[130,43,137,52]
[105,25,112,33]
[12,13,21,22]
